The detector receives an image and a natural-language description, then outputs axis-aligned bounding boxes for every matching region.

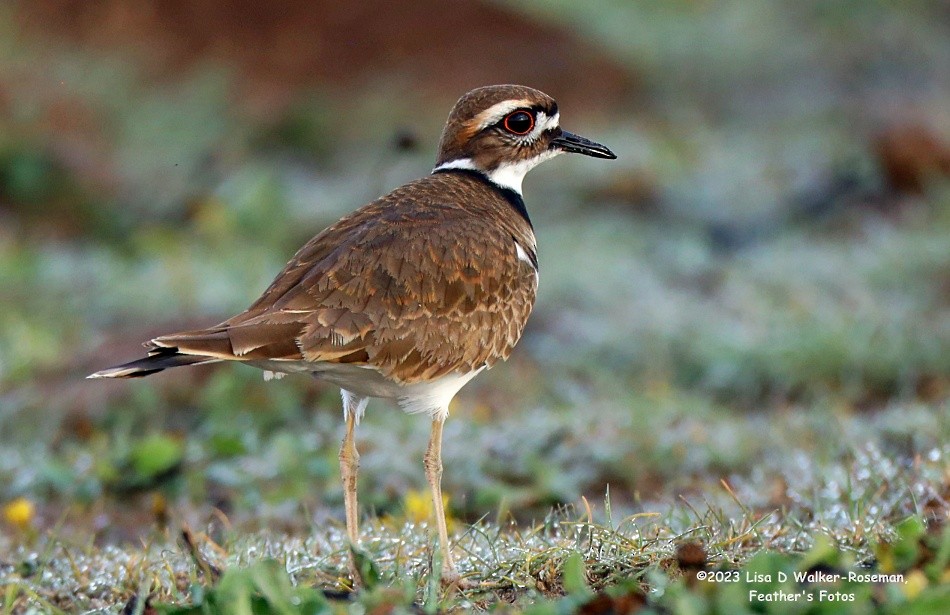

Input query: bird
[89,84,616,585]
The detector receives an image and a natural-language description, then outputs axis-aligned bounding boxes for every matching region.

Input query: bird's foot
[346,561,362,591]
[440,568,477,591]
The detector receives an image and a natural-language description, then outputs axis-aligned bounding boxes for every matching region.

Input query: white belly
[247,359,484,419]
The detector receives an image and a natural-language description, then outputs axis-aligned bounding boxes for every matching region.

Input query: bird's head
[433,85,616,194]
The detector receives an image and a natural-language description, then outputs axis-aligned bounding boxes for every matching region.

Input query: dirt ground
[16,0,637,116]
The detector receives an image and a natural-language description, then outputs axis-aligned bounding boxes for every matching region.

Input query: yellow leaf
[3,497,35,530]
[903,570,928,599]
[402,489,454,531]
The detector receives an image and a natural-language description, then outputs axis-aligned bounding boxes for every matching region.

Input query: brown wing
[151,172,538,383]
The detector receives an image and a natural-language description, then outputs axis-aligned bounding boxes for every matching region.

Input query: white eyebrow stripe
[532,111,559,138]
[473,99,534,130]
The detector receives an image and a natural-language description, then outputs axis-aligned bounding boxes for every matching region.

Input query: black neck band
[432,167,533,230]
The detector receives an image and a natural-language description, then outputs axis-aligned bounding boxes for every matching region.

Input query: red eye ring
[502,110,535,136]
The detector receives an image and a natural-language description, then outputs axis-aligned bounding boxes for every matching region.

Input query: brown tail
[87,347,220,379]
[89,318,305,379]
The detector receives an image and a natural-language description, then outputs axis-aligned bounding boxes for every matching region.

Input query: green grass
[1,369,946,611]
[2,498,948,612]
[2,0,949,612]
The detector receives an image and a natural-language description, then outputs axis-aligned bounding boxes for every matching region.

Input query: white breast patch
[514,240,538,275]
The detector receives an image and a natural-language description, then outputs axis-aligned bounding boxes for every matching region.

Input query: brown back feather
[152,171,538,383]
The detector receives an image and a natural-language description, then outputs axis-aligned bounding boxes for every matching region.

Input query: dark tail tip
[88,348,215,379]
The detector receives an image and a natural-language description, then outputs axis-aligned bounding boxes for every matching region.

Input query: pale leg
[339,392,363,584]
[423,416,461,584]
[340,410,360,544]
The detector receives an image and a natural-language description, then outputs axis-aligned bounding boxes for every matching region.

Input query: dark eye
[502,111,535,135]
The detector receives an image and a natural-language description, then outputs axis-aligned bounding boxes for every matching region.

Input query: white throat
[433,150,562,195]
[433,108,562,194]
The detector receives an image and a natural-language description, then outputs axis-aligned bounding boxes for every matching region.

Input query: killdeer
[89,84,616,585]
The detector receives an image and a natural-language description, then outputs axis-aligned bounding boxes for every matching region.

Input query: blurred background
[1,0,948,550]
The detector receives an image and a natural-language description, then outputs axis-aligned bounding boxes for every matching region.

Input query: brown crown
[435,84,559,169]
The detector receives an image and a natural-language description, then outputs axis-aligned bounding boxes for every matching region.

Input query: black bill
[551,130,617,159]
